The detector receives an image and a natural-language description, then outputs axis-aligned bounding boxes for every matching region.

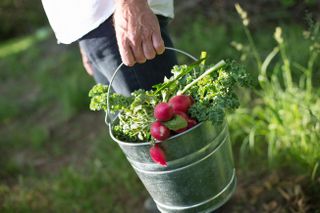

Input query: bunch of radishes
[149,95,198,166]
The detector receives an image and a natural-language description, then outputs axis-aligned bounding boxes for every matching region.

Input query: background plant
[229,4,320,179]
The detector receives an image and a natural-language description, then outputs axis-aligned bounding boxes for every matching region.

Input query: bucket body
[109,120,236,213]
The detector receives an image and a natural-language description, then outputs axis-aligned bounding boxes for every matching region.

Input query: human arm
[113,0,165,66]
[80,47,94,76]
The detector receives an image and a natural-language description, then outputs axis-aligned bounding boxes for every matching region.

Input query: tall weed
[230,4,320,179]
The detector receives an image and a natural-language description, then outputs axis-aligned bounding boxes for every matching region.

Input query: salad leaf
[163,115,188,131]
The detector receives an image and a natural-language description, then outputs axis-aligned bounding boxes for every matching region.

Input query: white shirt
[41,0,174,44]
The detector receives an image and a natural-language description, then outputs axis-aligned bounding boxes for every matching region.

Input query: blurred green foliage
[0,0,47,40]
[228,4,320,179]
[0,29,94,177]
[280,0,317,7]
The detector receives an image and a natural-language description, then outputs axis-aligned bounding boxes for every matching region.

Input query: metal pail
[105,48,236,213]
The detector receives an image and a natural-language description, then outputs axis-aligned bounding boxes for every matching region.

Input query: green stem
[311,161,319,181]
[293,62,307,74]
[306,51,318,93]
[244,27,262,70]
[177,60,226,95]
[283,61,292,88]
[153,58,206,95]
[279,43,293,89]
[259,47,279,88]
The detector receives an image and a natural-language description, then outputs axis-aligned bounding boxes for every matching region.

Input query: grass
[0,27,50,58]
[0,135,146,212]
[1,10,320,212]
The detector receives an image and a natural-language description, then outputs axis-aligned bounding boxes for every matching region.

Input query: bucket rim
[108,119,205,146]
[108,116,226,146]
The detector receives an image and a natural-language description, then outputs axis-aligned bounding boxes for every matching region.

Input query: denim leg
[79,16,178,96]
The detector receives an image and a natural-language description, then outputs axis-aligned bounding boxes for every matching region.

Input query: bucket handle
[105,47,197,126]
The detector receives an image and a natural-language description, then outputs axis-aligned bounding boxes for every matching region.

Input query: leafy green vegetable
[88,56,253,142]
[188,60,253,125]
[89,84,133,112]
[163,115,188,131]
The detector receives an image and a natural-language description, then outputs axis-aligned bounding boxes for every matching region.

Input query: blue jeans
[78,15,177,96]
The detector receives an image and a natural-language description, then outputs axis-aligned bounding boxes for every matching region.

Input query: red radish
[154,102,174,121]
[150,121,171,141]
[169,95,193,113]
[150,144,167,166]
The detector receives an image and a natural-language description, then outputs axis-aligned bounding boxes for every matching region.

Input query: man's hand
[80,47,94,76]
[114,0,165,66]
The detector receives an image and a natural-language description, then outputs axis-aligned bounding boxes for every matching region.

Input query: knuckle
[131,41,139,48]
[129,36,141,48]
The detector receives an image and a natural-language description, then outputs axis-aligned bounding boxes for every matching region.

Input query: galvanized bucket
[105,48,236,213]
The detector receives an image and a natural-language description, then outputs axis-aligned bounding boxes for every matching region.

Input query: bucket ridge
[125,123,229,170]
[128,131,229,174]
[154,169,236,212]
